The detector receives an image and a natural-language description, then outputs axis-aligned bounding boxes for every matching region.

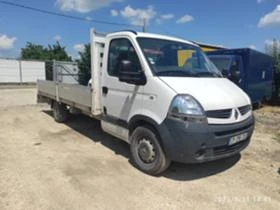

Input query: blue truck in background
[206,48,274,105]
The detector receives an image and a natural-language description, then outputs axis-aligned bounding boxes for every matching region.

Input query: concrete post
[18,60,23,84]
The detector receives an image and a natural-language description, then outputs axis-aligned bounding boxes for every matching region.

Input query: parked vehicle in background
[206,48,274,104]
[37,29,255,175]
[192,41,225,52]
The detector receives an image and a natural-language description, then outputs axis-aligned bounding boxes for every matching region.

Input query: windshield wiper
[156,70,197,77]
[193,72,222,78]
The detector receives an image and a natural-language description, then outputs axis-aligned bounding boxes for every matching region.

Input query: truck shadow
[162,154,240,181]
[43,110,130,159]
[43,110,241,181]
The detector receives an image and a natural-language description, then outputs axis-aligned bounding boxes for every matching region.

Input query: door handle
[102,86,108,95]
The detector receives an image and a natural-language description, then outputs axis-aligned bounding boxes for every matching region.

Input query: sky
[0,0,279,59]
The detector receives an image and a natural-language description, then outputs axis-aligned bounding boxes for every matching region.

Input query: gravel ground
[0,88,37,108]
[0,88,279,210]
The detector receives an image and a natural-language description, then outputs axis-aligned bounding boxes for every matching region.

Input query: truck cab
[38,30,255,175]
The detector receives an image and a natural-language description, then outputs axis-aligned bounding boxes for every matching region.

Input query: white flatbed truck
[38,29,255,175]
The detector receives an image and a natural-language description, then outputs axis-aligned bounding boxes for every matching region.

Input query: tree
[21,42,49,60]
[77,44,91,85]
[21,42,72,80]
[21,41,71,61]
[265,39,280,101]
[47,42,72,61]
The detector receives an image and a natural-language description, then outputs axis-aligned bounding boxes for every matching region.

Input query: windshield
[208,57,231,71]
[137,38,222,77]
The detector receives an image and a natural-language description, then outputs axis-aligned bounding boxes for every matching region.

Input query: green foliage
[21,42,48,60]
[77,44,91,85]
[21,41,72,61]
[265,39,280,101]
[271,40,280,74]
[20,42,72,80]
[275,55,280,74]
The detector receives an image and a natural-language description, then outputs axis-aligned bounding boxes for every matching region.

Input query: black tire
[130,126,171,175]
[52,101,69,123]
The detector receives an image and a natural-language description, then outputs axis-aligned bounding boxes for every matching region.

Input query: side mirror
[231,70,240,79]
[118,60,146,85]
[221,69,229,78]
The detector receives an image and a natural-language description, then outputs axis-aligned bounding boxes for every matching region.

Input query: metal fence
[52,61,79,84]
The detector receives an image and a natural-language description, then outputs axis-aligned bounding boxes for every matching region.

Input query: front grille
[238,105,251,115]
[213,139,249,156]
[206,105,251,119]
[206,109,232,119]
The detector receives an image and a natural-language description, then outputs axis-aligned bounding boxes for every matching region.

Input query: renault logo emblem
[234,109,239,120]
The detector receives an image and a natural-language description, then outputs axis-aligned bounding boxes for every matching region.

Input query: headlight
[168,95,206,122]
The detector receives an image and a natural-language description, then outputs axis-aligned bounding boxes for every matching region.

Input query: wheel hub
[137,138,156,163]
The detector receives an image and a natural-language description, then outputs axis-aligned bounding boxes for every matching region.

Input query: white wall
[0,59,45,83]
[0,59,20,83]
[21,61,45,82]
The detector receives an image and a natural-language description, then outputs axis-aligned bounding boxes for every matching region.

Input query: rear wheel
[52,101,69,123]
[130,126,171,175]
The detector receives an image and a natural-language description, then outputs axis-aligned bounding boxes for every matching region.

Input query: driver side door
[102,37,144,126]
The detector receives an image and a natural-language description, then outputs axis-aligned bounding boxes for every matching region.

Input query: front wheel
[130,126,171,175]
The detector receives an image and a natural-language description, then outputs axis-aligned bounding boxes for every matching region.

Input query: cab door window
[108,38,141,77]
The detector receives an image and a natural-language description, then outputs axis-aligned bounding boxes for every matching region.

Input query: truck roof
[206,48,273,58]
[106,30,197,47]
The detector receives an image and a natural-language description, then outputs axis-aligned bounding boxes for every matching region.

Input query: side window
[108,38,141,77]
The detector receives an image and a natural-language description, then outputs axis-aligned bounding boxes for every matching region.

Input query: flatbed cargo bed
[37,80,93,115]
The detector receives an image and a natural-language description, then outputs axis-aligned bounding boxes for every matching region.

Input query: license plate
[229,133,248,145]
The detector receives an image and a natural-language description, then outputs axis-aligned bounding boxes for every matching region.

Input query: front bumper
[158,115,255,163]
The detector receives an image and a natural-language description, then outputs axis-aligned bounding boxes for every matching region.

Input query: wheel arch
[128,115,165,148]
[129,115,158,133]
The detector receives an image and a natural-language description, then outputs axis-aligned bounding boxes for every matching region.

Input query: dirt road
[0,88,279,210]
[0,87,37,108]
